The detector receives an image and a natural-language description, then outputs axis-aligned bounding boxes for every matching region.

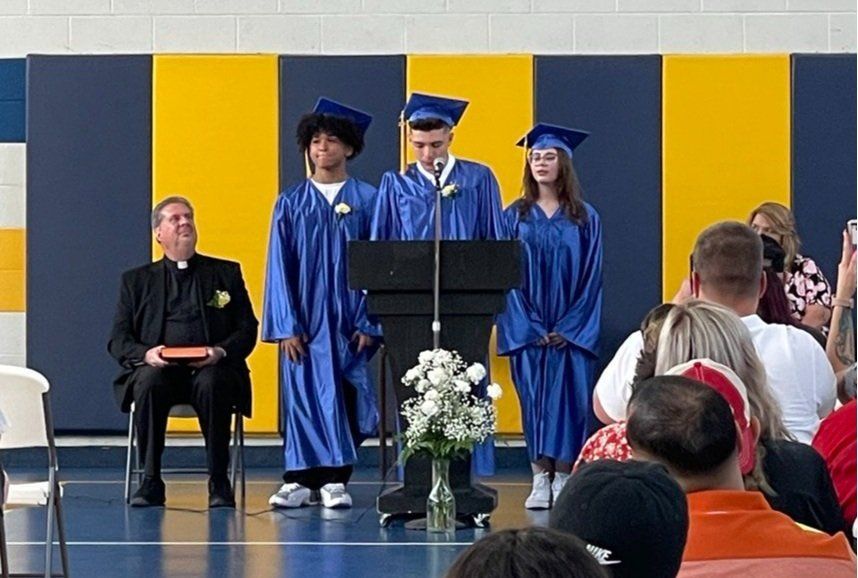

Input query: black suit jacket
[108,254,259,416]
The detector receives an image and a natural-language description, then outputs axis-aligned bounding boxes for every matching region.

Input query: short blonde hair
[748,202,799,268]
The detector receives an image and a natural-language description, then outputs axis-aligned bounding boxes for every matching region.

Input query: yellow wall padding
[0,228,24,311]
[662,55,791,301]
[152,55,279,433]
[407,54,533,434]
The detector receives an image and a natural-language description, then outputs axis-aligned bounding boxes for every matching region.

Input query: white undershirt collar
[415,153,456,188]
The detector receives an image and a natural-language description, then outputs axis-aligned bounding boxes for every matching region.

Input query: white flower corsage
[440,183,459,198]
[334,202,352,216]
[207,290,231,309]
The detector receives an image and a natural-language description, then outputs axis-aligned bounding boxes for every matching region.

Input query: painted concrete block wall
[0,1,852,56]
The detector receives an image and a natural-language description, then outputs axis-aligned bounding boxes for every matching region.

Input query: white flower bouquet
[400,348,501,462]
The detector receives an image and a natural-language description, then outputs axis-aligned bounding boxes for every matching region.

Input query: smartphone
[849,219,858,246]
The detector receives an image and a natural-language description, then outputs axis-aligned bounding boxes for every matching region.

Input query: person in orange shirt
[626,361,855,577]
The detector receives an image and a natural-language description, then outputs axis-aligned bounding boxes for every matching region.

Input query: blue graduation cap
[516,123,590,158]
[313,97,373,138]
[403,92,469,127]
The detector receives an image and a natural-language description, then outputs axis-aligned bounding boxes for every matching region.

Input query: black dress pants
[282,381,365,490]
[131,364,239,480]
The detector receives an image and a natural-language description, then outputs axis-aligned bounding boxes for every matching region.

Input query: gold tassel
[399,109,406,174]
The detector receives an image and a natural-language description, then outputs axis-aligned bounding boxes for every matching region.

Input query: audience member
[758,234,825,347]
[445,527,608,578]
[626,371,855,576]
[813,400,857,538]
[551,459,688,578]
[827,229,856,402]
[749,201,833,330]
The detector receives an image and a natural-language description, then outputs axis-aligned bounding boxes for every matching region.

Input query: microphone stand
[432,163,443,350]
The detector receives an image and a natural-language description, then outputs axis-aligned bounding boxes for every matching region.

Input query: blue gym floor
[3,467,544,577]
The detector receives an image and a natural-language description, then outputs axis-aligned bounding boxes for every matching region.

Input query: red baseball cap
[666,359,756,475]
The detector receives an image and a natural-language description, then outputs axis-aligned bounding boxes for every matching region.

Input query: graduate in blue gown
[496,124,603,509]
[370,93,507,241]
[371,93,507,476]
[263,99,380,510]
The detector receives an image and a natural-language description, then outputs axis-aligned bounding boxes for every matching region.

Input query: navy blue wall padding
[534,56,663,374]
[27,56,152,432]
[279,56,405,190]
[791,54,857,287]
[0,59,25,142]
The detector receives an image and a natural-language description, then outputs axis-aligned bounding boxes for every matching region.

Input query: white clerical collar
[415,153,456,188]
[177,260,188,270]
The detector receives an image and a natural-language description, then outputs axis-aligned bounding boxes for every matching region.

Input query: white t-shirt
[594,314,836,443]
[311,179,347,206]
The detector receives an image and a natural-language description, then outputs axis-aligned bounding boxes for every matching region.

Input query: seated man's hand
[144,345,171,368]
[280,335,308,364]
[188,346,226,369]
[352,332,374,354]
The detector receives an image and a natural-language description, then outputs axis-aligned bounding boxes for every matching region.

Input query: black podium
[349,240,520,526]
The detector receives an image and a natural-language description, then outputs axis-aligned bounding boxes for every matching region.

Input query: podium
[349,240,520,526]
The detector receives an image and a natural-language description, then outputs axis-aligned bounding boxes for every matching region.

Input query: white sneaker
[525,472,551,510]
[320,483,352,509]
[269,483,312,508]
[551,473,570,501]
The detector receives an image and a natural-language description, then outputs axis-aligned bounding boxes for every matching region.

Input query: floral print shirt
[785,255,832,321]
[574,422,632,471]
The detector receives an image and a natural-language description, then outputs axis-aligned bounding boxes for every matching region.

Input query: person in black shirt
[108,196,258,508]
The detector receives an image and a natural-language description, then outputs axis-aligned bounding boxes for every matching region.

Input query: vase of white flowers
[399,348,502,533]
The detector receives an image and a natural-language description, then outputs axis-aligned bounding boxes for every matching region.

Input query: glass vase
[426,457,456,533]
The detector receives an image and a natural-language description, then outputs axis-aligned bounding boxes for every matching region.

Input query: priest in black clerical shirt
[108,196,258,508]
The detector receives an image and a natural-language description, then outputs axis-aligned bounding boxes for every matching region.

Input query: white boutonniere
[207,290,231,309]
[334,202,352,217]
[440,183,459,198]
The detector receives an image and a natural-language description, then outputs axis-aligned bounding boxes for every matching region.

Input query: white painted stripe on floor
[6,541,473,547]
[62,480,531,487]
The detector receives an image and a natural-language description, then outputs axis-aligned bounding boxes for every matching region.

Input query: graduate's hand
[280,336,307,364]
[547,332,568,349]
[144,345,171,368]
[188,346,225,369]
[352,332,375,354]
[537,335,551,347]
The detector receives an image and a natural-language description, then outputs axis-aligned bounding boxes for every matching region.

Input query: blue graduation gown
[262,178,380,471]
[371,159,506,476]
[496,201,603,464]
[370,159,507,241]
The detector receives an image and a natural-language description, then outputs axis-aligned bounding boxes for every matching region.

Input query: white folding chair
[124,403,246,508]
[0,365,69,578]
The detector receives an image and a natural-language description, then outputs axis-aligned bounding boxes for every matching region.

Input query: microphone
[433,157,445,178]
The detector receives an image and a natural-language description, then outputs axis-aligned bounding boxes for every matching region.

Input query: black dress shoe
[208,477,235,508]
[130,477,166,507]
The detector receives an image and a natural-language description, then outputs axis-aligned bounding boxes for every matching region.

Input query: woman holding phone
[748,202,833,330]
[496,124,603,510]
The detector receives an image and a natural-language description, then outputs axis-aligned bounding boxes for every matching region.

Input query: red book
[160,346,207,361]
